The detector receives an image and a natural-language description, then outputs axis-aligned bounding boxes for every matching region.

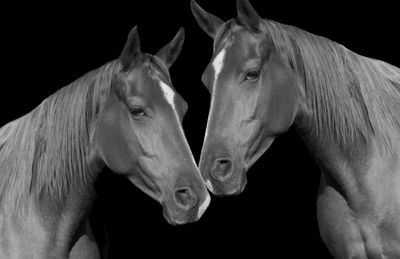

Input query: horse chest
[317,143,400,258]
[0,201,94,259]
[0,210,48,258]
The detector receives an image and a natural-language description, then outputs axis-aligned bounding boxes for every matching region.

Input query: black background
[1,1,399,258]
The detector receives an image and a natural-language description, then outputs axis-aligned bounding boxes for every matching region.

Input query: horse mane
[0,60,120,215]
[260,19,400,153]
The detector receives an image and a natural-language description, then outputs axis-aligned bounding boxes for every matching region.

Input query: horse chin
[161,200,198,226]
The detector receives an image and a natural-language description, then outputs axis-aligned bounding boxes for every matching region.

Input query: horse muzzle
[203,158,248,196]
[161,186,210,225]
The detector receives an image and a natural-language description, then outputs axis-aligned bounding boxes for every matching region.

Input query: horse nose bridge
[200,141,231,167]
[174,166,204,189]
[164,119,198,167]
[204,92,235,132]
[200,135,217,160]
[161,137,197,174]
[199,145,214,180]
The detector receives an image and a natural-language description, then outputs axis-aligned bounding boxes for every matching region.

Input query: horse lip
[162,203,175,225]
[197,192,211,219]
[162,204,187,226]
[205,179,214,192]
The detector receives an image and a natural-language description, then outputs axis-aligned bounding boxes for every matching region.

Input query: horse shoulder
[314,137,400,258]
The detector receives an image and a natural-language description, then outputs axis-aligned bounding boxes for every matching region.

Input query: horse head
[95,27,210,224]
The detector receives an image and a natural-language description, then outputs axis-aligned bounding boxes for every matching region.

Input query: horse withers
[0,27,210,258]
[192,0,400,258]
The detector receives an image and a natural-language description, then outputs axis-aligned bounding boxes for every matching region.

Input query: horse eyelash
[129,106,147,118]
[243,69,261,82]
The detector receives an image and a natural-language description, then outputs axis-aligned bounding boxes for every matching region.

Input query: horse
[0,26,210,259]
[191,0,400,258]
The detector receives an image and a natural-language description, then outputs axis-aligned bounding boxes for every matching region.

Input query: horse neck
[265,20,400,216]
[272,20,400,152]
[290,52,391,211]
[31,63,118,214]
[271,22,375,163]
[0,61,117,218]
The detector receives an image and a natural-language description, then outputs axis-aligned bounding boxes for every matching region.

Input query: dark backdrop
[1,1,399,258]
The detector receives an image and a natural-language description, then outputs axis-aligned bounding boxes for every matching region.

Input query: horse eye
[245,70,261,81]
[129,107,146,118]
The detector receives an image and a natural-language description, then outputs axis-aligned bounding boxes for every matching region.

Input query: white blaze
[159,80,177,113]
[198,49,226,194]
[213,49,226,78]
[159,80,210,215]
[158,80,198,167]
[200,49,226,190]
[203,48,226,142]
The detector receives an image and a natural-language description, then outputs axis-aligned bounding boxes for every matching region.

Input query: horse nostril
[211,158,233,182]
[174,187,197,210]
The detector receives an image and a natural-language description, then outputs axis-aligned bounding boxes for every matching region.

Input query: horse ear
[237,0,261,31]
[119,26,141,69]
[156,27,185,68]
[191,0,224,38]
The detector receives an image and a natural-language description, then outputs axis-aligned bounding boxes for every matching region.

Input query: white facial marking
[159,80,210,216]
[213,49,226,79]
[158,80,198,167]
[159,80,177,113]
[197,192,211,219]
[205,179,214,192]
[200,49,226,191]
[203,48,226,142]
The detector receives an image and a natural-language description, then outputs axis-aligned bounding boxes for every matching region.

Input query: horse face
[95,27,210,225]
[192,0,299,195]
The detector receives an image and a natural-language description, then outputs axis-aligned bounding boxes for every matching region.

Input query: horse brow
[149,57,169,79]
[214,21,234,50]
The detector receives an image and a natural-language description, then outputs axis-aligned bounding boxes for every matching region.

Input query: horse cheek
[265,66,298,134]
[95,103,133,174]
